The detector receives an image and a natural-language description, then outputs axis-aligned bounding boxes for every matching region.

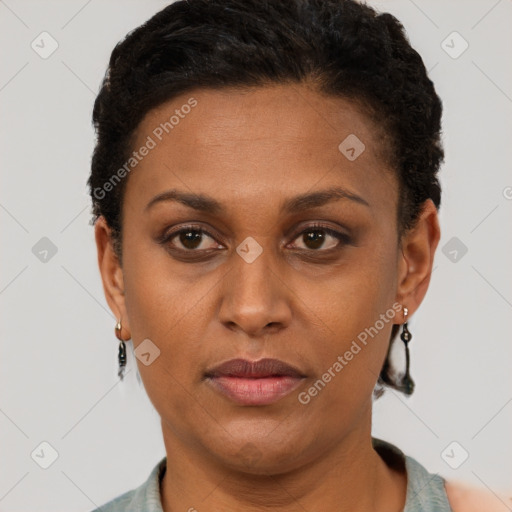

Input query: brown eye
[162,226,220,251]
[290,225,350,251]
[177,230,204,250]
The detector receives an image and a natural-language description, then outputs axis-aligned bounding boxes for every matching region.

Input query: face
[96,83,439,474]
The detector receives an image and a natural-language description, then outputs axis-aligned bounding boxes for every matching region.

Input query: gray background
[1,0,511,510]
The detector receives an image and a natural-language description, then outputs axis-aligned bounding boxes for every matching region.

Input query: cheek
[298,243,398,404]
[122,264,212,421]
[121,238,220,401]
[122,254,211,362]
[121,223,207,337]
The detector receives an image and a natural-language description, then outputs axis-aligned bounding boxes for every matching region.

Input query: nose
[217,240,292,338]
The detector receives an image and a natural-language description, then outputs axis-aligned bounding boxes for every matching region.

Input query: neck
[159,410,406,512]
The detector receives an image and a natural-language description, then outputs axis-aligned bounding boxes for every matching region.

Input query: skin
[445,480,512,512]
[95,83,440,511]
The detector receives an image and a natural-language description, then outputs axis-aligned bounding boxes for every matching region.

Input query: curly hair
[88,0,444,397]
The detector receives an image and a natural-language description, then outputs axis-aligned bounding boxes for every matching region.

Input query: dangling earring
[115,320,127,380]
[400,307,415,394]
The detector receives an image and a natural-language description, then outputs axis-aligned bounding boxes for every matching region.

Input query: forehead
[126,84,397,219]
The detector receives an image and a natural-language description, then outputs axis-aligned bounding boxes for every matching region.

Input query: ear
[395,199,441,319]
[94,216,131,338]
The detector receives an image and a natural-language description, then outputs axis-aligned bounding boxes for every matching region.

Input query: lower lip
[206,376,304,405]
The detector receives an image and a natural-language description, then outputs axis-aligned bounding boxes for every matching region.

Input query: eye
[158,222,351,256]
[161,225,221,251]
[289,223,350,251]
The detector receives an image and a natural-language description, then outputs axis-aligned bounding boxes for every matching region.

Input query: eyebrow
[144,186,370,214]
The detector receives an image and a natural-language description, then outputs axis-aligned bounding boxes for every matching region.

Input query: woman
[88,0,509,510]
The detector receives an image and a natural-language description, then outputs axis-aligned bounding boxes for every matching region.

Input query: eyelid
[158,223,221,246]
[159,221,351,253]
[286,222,351,248]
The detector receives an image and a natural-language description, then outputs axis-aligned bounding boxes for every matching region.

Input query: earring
[115,320,127,380]
[400,307,415,395]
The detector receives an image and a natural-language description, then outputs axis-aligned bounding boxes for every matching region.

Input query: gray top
[90,437,452,511]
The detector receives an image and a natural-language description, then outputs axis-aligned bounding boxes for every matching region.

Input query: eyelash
[158,222,351,255]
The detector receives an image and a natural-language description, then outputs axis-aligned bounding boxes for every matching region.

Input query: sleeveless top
[90,437,453,511]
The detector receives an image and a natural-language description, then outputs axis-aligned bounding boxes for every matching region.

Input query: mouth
[204,358,307,406]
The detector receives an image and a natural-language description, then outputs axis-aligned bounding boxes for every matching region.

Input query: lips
[205,358,306,379]
[204,358,306,406]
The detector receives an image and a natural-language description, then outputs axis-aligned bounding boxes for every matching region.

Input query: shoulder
[89,489,138,512]
[444,479,512,512]
[88,456,167,512]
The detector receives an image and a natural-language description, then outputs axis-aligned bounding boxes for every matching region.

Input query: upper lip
[205,358,306,378]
